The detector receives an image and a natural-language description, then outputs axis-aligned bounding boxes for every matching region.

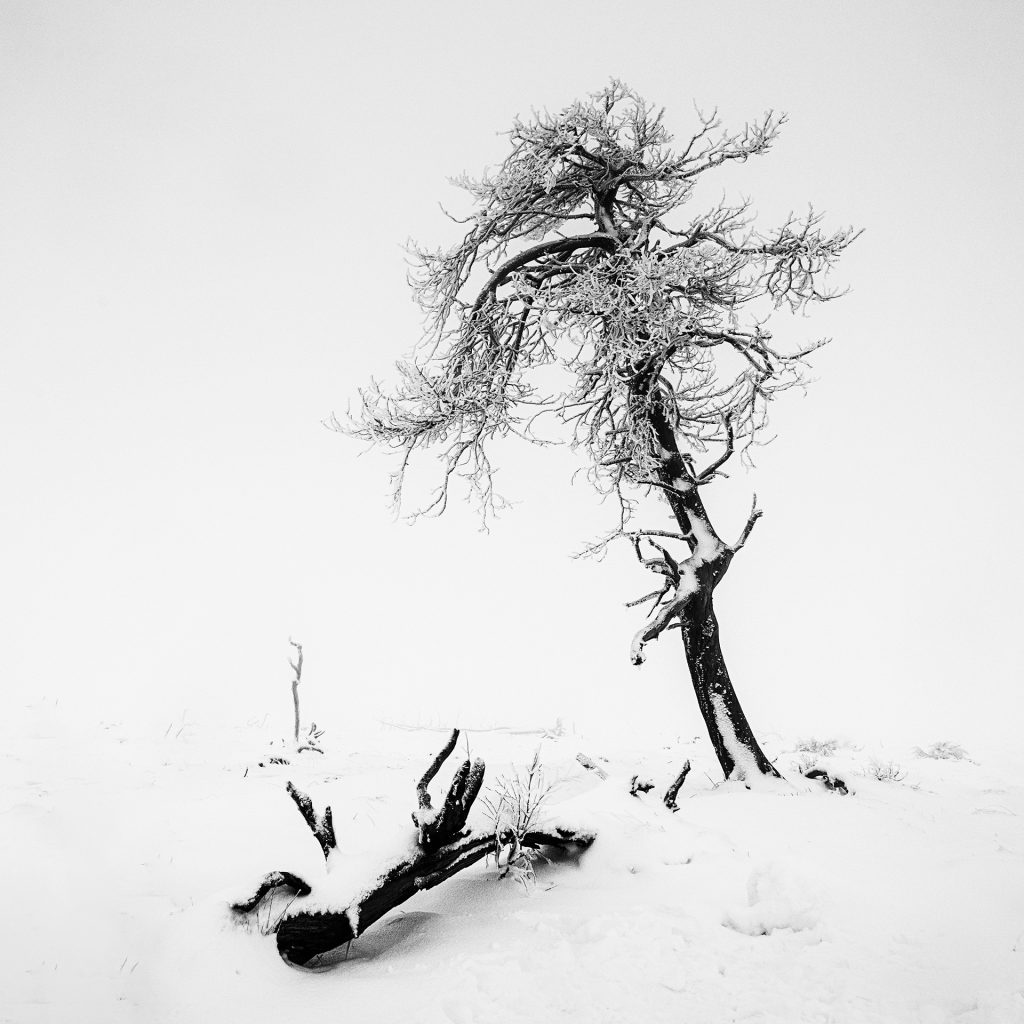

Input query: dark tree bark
[286,781,336,858]
[664,760,691,811]
[627,404,781,781]
[677,582,778,779]
[344,90,858,784]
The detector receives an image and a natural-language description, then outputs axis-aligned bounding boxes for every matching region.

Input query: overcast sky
[3,1,1022,748]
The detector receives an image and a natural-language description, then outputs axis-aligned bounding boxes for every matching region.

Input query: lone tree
[341,82,858,781]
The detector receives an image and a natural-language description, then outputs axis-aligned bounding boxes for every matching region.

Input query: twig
[231,871,312,913]
[286,782,337,859]
[288,639,304,746]
[664,760,691,811]
[731,494,763,551]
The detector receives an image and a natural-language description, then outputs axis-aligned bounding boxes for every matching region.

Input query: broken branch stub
[664,760,691,811]
[412,728,486,849]
[286,782,337,859]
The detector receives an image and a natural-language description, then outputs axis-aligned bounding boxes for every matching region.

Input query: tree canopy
[344,81,859,542]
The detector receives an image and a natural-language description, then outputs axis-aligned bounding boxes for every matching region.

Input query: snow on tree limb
[335,80,859,529]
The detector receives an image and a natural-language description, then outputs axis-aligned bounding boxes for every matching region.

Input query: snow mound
[723,862,821,937]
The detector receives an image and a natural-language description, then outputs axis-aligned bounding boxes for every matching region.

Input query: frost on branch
[336,80,858,530]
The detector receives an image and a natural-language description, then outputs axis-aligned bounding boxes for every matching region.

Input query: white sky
[3,1,1023,747]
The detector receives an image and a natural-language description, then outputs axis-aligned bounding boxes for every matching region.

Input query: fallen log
[232,729,597,968]
[276,824,594,966]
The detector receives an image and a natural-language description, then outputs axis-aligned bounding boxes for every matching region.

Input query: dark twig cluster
[286,782,336,860]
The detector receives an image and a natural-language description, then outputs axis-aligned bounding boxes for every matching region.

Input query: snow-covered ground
[8,700,1024,1024]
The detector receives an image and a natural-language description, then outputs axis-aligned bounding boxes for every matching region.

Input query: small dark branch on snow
[231,871,312,914]
[804,768,849,795]
[664,760,692,811]
[286,782,337,859]
[630,775,655,797]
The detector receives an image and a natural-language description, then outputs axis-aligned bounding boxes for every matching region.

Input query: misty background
[3,1,1022,748]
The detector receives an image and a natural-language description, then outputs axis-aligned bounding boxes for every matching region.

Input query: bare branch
[470,233,619,313]
[664,760,691,811]
[695,416,734,483]
[630,594,686,666]
[230,871,312,914]
[416,728,460,811]
[286,782,337,860]
[732,494,763,552]
[624,587,667,609]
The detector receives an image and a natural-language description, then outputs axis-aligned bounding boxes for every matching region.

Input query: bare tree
[339,81,859,781]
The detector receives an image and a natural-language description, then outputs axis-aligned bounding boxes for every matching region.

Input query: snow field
[6,703,1024,1023]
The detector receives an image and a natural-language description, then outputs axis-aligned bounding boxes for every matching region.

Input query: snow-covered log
[234,729,596,968]
[276,822,594,966]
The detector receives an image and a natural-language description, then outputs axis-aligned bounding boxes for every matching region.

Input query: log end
[277,910,356,967]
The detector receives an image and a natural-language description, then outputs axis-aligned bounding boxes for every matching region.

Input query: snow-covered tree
[342,82,859,780]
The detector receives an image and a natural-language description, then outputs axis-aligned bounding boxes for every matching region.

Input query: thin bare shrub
[795,738,839,757]
[482,749,557,889]
[914,741,968,761]
[865,759,908,783]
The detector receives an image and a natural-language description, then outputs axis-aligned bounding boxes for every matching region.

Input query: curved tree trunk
[679,586,779,779]
[634,403,780,781]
